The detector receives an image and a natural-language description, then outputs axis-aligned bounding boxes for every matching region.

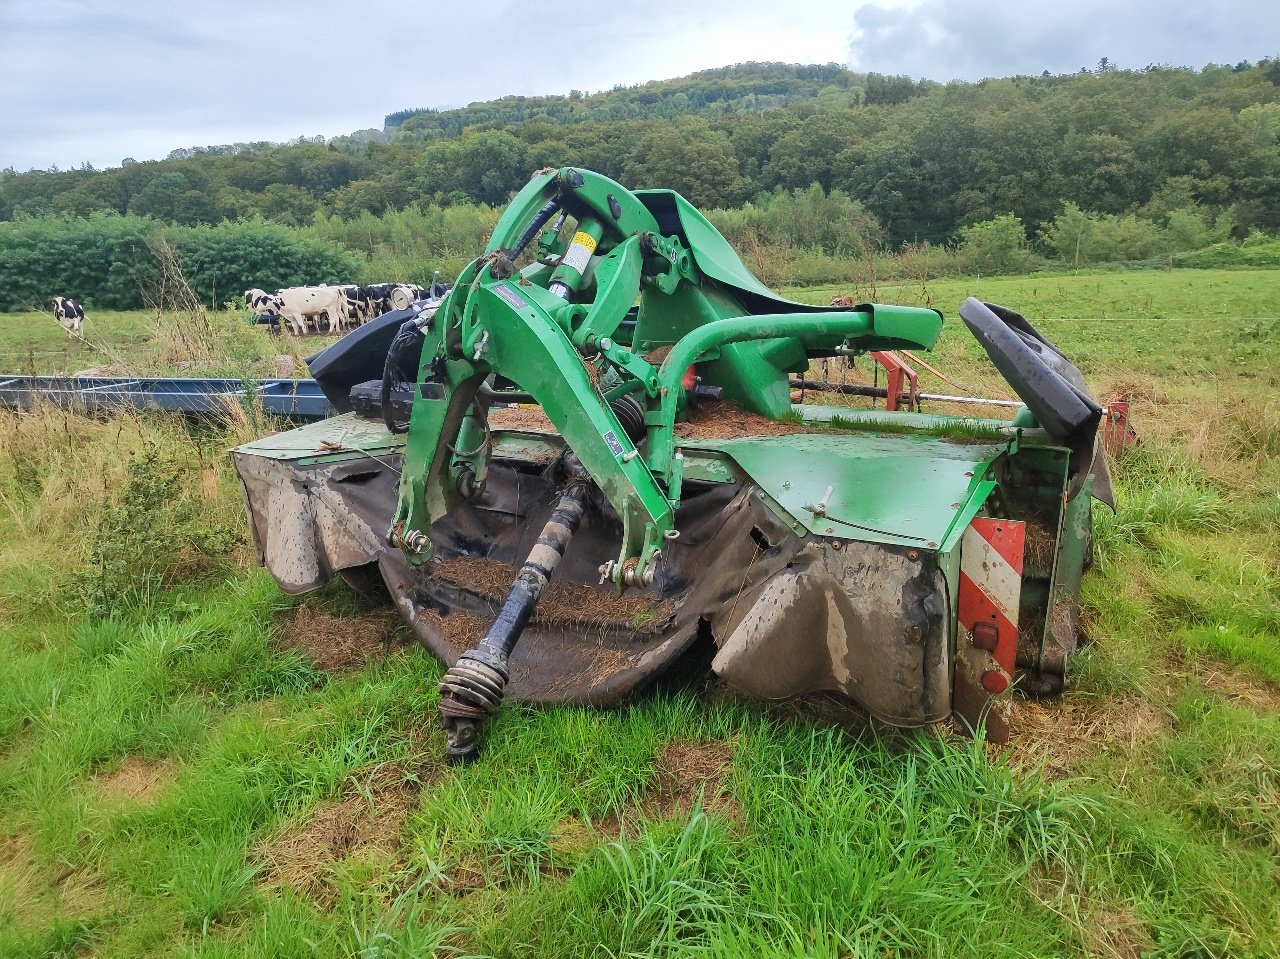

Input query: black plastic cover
[306,307,422,412]
[959,298,1101,449]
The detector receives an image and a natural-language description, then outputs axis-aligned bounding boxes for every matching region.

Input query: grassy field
[0,268,1277,958]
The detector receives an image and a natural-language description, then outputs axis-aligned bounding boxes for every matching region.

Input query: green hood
[635,189,845,316]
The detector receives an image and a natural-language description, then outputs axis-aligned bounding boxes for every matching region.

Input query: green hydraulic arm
[389,167,945,588]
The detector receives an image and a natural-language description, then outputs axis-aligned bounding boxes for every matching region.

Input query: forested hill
[3,59,1279,246]
[383,62,924,137]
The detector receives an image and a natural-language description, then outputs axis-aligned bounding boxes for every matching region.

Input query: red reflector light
[981,670,1009,694]
[971,621,998,652]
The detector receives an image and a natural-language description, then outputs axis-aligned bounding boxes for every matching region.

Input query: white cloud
[848,0,1277,80]
[0,0,1274,171]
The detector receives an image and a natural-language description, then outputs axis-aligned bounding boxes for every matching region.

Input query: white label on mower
[493,284,526,309]
[560,232,597,274]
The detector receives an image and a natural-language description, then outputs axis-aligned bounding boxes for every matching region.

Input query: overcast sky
[1,0,1275,173]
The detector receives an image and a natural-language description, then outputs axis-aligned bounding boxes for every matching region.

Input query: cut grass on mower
[0,268,1277,958]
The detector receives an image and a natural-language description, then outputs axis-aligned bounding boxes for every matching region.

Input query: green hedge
[0,214,360,311]
[1173,237,1280,269]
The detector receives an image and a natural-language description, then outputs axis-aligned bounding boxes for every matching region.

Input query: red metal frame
[1102,400,1137,457]
[871,351,920,412]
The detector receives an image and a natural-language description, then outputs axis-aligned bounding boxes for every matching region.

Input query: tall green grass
[1,269,1278,957]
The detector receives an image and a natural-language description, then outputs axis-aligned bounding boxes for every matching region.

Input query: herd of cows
[46,281,440,341]
[243,282,437,336]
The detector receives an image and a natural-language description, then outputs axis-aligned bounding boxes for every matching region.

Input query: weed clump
[79,445,244,616]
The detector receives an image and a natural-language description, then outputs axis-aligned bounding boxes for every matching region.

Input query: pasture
[0,268,1277,958]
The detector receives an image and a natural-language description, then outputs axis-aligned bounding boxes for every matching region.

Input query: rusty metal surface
[233,444,957,724]
[710,542,952,726]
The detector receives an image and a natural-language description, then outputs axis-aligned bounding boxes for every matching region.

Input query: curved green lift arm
[391,168,944,587]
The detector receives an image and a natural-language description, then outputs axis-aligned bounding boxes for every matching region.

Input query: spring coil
[609,395,646,442]
[438,652,507,719]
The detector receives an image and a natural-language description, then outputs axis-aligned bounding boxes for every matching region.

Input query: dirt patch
[1199,666,1280,713]
[649,740,741,819]
[0,832,110,923]
[489,406,558,433]
[280,606,408,673]
[1028,863,1151,959]
[71,363,129,377]
[675,401,811,440]
[1010,696,1171,779]
[544,740,741,862]
[548,816,605,856]
[256,764,420,904]
[431,557,676,633]
[94,755,178,805]
[1083,904,1152,959]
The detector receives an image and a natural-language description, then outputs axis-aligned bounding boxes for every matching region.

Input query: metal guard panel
[688,433,1007,550]
[233,412,742,484]
[233,412,405,463]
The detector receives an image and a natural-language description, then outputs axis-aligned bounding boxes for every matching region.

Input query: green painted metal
[235,413,403,462]
[793,404,1016,432]
[389,167,946,585]
[686,433,1007,550]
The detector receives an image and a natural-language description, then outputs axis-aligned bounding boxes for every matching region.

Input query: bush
[708,184,882,257]
[957,214,1036,276]
[0,214,360,311]
[1173,236,1280,269]
[79,445,245,616]
[0,212,159,310]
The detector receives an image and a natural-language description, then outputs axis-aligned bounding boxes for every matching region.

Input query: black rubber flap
[959,297,1102,452]
[306,307,420,412]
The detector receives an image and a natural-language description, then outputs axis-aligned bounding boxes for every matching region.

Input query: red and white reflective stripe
[958,518,1024,676]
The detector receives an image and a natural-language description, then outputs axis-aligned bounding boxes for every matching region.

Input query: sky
[0,0,1275,173]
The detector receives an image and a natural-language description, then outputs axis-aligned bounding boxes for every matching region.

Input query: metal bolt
[599,337,613,351]
[906,549,920,561]
[830,540,843,551]
[402,529,429,553]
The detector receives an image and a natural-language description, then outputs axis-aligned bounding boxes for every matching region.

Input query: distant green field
[0,308,342,379]
[0,268,1278,958]
[4,268,1278,381]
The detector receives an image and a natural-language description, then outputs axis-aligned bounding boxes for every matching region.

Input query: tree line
[4,60,1279,240]
[2,60,1279,310]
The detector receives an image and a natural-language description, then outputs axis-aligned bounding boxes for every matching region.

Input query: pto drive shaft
[437,458,590,764]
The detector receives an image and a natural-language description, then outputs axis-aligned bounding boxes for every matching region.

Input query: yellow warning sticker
[561,231,597,273]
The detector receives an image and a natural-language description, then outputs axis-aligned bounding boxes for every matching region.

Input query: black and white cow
[274,285,347,336]
[338,285,373,325]
[52,297,85,337]
[244,288,285,328]
[361,283,396,318]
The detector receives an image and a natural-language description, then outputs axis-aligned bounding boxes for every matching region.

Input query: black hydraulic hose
[508,199,562,262]
[789,378,889,399]
[382,317,423,434]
